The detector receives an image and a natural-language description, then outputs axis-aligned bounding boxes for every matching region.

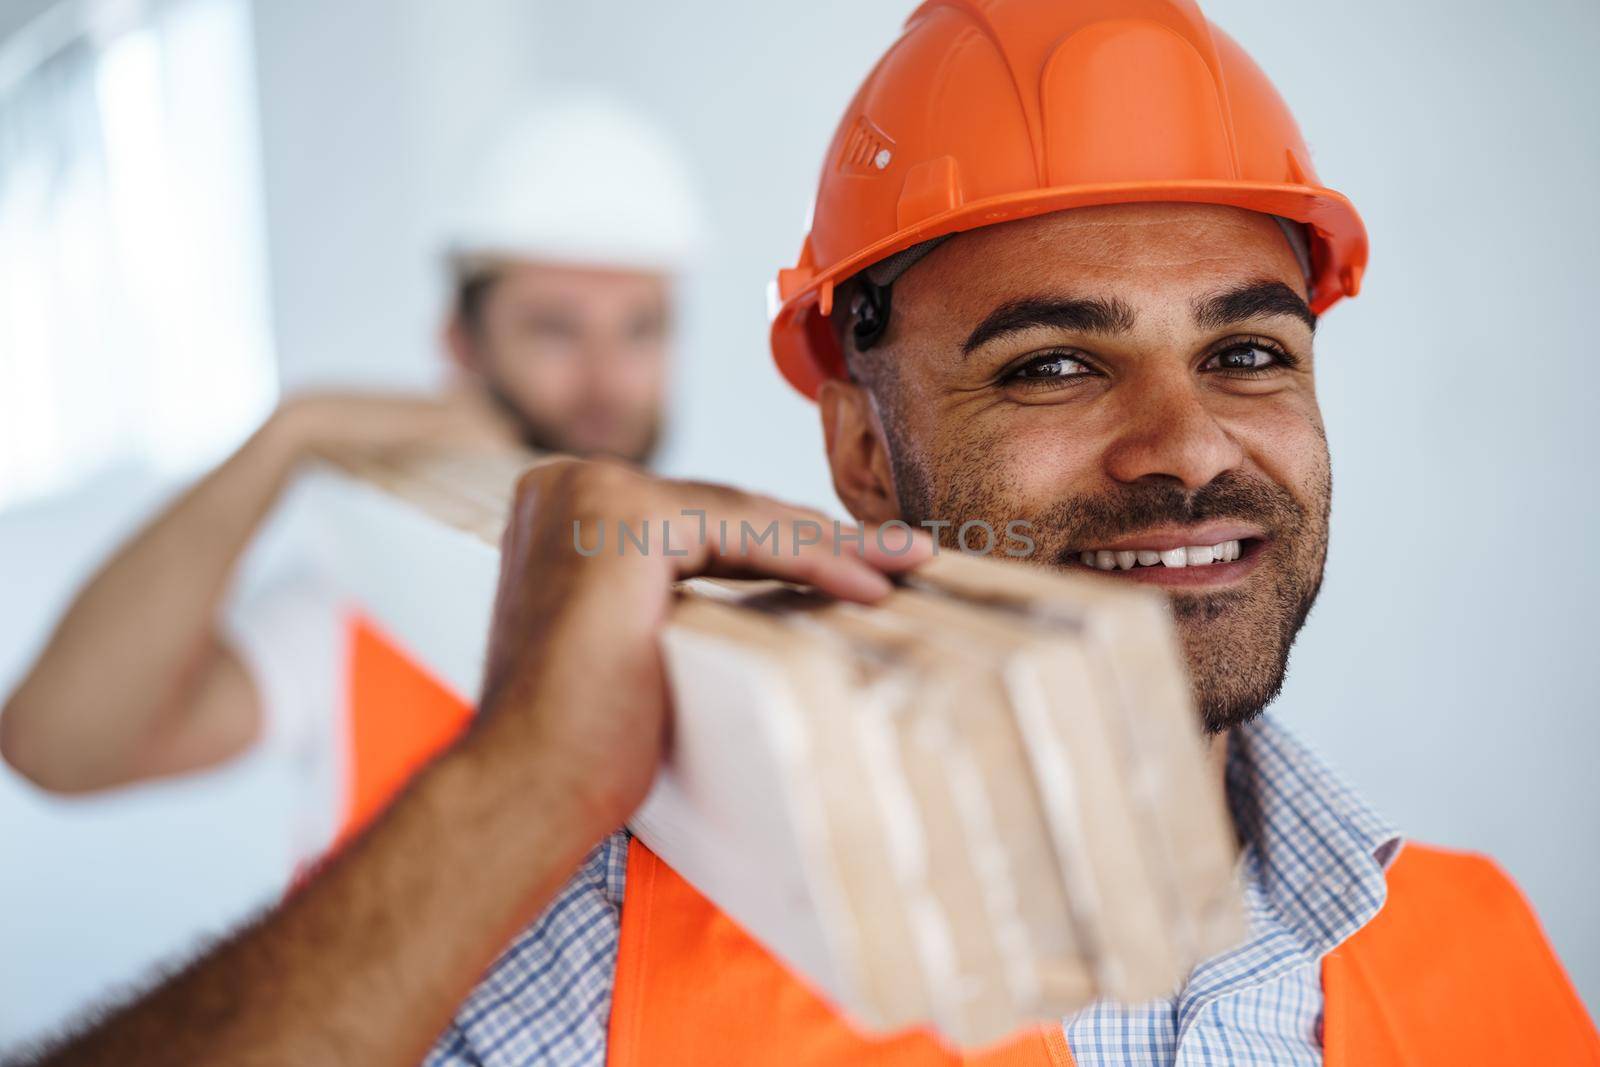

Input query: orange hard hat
[770,0,1369,399]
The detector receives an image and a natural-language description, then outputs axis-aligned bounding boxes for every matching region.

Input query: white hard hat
[445,90,704,277]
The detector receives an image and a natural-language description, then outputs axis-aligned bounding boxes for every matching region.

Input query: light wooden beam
[306,445,1244,1047]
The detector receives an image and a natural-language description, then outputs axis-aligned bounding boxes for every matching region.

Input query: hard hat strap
[1272,216,1316,300]
[849,278,892,351]
[851,234,953,352]
[863,235,954,288]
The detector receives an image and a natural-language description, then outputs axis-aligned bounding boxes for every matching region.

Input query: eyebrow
[1192,280,1317,334]
[961,297,1137,354]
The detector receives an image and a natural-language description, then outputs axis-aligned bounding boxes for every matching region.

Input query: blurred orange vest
[342,618,1600,1066]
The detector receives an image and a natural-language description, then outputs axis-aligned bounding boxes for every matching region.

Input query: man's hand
[470,457,933,841]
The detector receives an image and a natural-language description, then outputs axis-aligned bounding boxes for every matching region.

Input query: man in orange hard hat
[21,2,1596,1066]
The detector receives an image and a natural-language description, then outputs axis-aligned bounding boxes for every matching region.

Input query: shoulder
[1374,842,1562,956]
[1383,842,1526,917]
[1330,842,1599,1061]
[1357,842,1556,967]
[221,569,345,729]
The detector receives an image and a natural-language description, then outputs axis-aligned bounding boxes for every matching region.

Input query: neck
[1206,728,1242,852]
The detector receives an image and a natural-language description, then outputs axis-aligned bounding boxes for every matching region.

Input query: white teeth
[1079,538,1249,569]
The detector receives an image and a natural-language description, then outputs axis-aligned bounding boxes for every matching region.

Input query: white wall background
[2,0,1595,1048]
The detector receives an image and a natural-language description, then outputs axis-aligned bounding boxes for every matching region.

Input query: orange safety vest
[343,620,1600,1066]
[337,614,474,849]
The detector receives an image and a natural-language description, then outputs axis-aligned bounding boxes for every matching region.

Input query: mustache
[1037,470,1306,557]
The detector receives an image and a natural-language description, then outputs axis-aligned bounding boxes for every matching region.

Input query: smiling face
[819,203,1330,732]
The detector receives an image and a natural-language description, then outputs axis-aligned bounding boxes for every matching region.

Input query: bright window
[0,0,276,509]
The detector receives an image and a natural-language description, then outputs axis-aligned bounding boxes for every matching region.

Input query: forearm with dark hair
[12,717,604,1067]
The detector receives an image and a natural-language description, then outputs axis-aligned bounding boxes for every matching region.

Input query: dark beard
[482,377,662,467]
[889,432,1330,734]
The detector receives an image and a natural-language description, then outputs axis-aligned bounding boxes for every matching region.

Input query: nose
[578,337,631,397]
[1101,374,1245,491]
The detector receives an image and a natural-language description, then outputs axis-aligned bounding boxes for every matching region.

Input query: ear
[818,377,901,525]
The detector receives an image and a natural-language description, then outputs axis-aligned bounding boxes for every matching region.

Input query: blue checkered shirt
[424,715,1402,1066]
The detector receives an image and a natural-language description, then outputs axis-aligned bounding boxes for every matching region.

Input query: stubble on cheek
[885,408,1042,541]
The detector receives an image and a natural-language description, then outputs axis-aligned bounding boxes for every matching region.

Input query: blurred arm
[0,393,510,793]
[0,413,307,792]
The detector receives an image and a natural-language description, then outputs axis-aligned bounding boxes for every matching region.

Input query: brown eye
[1008,353,1091,382]
[1206,342,1288,374]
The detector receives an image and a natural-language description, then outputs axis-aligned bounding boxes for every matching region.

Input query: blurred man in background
[0,93,701,845]
[442,94,701,463]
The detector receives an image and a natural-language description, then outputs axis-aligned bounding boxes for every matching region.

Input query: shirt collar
[1225,714,1404,960]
